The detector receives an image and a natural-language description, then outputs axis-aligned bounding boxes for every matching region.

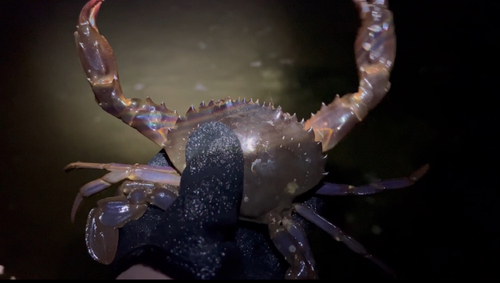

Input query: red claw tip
[79,0,104,26]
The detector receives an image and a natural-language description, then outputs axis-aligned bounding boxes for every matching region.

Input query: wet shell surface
[165,99,327,222]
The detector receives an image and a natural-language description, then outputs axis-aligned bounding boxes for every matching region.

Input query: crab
[65,0,428,279]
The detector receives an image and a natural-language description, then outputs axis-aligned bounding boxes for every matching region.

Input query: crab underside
[65,0,428,279]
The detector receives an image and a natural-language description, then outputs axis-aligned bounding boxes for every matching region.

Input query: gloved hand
[110,121,292,279]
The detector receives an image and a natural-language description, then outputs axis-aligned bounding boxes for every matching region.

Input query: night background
[0,0,497,279]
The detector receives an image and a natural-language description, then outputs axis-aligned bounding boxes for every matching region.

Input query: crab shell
[164,99,326,222]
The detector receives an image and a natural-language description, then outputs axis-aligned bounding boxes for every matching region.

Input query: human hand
[112,121,288,279]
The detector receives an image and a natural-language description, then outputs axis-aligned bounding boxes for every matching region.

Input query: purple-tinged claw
[97,196,148,227]
[147,187,177,210]
[85,207,119,265]
[83,182,177,265]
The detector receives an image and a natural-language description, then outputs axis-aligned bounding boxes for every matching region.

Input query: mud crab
[66,0,428,279]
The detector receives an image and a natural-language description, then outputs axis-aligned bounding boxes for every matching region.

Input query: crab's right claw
[85,207,119,265]
[75,0,178,147]
[86,198,148,265]
[75,0,121,115]
[85,181,179,265]
[305,0,396,152]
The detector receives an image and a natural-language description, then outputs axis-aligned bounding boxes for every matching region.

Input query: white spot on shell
[286,180,299,194]
[288,245,297,253]
[368,24,382,33]
[242,137,257,153]
[244,196,249,202]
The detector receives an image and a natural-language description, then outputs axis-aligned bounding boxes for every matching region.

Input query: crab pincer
[304,0,396,151]
[74,0,178,147]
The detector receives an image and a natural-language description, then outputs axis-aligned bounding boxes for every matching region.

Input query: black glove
[111,121,300,279]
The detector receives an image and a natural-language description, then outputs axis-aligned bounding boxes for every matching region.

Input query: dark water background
[0,0,497,279]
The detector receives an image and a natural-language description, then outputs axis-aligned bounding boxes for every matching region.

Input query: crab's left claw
[305,0,396,152]
[75,0,178,147]
[85,182,179,265]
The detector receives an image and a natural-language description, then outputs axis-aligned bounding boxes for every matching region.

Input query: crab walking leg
[65,162,180,221]
[86,181,178,265]
[294,203,395,276]
[304,0,396,152]
[268,211,317,279]
[316,164,429,196]
[75,0,177,147]
[116,180,179,210]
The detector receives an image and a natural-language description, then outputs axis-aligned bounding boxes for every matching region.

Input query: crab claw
[85,207,119,265]
[75,0,114,94]
[305,0,396,152]
[75,0,178,147]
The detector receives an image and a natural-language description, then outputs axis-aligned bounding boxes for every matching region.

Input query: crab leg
[294,203,395,276]
[268,211,317,279]
[316,164,429,196]
[64,161,180,221]
[304,0,396,152]
[75,0,178,147]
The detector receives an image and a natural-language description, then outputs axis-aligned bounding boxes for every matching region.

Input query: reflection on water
[0,0,431,279]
